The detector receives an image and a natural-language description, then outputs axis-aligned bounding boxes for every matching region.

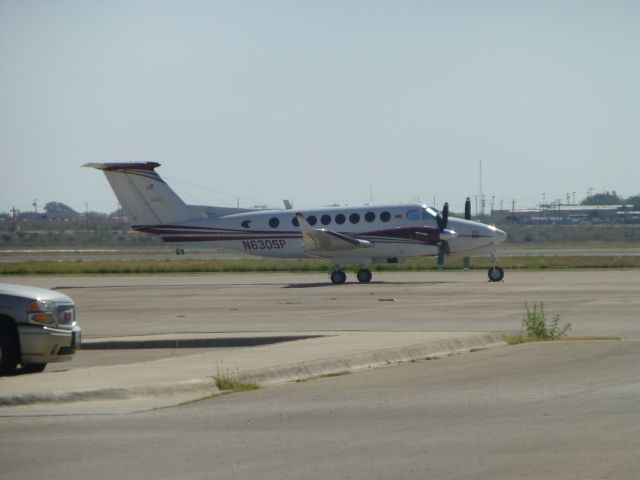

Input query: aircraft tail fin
[84,162,191,225]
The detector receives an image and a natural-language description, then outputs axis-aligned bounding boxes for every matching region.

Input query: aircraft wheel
[330,270,347,285]
[488,266,504,282]
[356,269,372,283]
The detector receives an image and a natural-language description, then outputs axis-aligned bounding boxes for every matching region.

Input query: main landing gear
[330,268,372,284]
[330,269,347,285]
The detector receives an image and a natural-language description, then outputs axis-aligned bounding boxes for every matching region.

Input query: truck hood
[0,283,73,304]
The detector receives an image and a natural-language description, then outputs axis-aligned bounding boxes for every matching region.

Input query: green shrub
[523,301,571,340]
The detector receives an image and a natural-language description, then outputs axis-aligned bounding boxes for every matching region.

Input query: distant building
[491,204,637,224]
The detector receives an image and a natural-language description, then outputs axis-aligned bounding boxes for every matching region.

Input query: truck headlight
[27,300,55,325]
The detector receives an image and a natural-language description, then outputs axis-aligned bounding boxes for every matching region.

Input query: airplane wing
[296,213,372,254]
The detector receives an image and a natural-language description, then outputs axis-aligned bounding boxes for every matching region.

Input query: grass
[1,255,639,275]
[214,363,259,393]
[215,376,259,393]
[504,333,622,345]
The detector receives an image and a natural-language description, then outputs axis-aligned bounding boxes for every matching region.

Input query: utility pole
[85,203,89,230]
[572,191,576,205]
[10,207,19,232]
[511,199,516,213]
[479,159,485,217]
[33,199,38,215]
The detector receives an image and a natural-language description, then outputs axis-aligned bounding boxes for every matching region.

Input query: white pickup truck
[0,283,82,375]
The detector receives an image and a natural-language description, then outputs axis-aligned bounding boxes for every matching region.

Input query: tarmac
[2,269,638,416]
[0,330,505,415]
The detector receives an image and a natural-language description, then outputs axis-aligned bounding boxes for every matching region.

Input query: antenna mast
[479,159,485,217]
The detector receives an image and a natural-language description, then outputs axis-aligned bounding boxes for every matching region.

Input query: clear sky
[1,0,638,215]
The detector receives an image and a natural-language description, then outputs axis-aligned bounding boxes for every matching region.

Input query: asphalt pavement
[1,270,638,415]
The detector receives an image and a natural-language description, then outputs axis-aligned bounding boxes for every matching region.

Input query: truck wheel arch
[0,315,20,375]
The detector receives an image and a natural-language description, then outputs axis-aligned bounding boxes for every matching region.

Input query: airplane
[85,162,507,284]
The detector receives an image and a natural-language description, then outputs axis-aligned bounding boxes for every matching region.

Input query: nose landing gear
[488,266,504,282]
[487,245,505,282]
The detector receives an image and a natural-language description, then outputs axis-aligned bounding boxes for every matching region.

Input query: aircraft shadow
[283,280,456,288]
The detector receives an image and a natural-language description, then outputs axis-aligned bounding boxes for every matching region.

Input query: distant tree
[44,202,78,216]
[581,191,622,205]
[624,195,640,210]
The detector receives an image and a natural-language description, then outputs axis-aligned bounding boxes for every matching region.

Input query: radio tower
[479,159,485,217]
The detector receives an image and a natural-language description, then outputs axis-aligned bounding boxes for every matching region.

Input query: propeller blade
[441,202,449,229]
[465,197,471,220]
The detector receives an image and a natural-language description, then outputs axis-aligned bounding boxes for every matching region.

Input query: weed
[214,363,259,393]
[522,301,571,340]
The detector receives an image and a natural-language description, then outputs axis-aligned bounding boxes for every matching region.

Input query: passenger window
[307,215,317,226]
[349,213,360,224]
[380,211,391,222]
[292,217,300,227]
[269,217,280,228]
[406,210,420,221]
[321,214,331,226]
[335,214,346,225]
[365,212,376,222]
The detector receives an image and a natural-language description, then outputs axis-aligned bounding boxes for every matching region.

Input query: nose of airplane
[493,227,507,244]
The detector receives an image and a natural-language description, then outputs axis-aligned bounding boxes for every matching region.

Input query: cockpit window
[423,207,438,220]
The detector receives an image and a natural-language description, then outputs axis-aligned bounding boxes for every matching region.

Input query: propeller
[463,197,471,271]
[436,202,449,230]
[436,202,451,269]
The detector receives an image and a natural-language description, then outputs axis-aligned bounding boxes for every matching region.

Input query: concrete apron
[0,332,506,416]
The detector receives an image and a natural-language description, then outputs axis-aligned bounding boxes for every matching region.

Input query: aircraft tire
[330,270,347,285]
[488,266,504,282]
[356,269,372,283]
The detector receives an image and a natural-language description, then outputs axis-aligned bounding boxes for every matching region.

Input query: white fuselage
[135,203,506,265]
